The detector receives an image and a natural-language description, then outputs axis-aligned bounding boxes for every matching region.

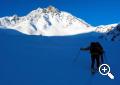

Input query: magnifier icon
[99,64,114,79]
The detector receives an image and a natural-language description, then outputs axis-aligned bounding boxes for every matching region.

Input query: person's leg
[96,55,100,70]
[91,55,95,70]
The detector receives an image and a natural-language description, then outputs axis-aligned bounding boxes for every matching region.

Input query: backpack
[90,42,103,55]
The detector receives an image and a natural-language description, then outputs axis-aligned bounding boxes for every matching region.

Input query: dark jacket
[81,42,104,56]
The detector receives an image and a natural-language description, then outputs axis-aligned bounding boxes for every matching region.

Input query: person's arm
[80,46,90,51]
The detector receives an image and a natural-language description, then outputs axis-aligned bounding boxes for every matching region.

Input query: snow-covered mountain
[0,5,120,41]
[0,6,94,36]
[95,24,117,33]
[97,24,120,41]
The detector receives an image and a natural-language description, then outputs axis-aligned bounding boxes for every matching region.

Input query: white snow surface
[95,24,118,33]
[0,6,120,39]
[0,6,94,36]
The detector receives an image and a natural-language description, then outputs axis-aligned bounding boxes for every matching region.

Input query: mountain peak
[0,6,94,36]
[45,5,60,13]
[27,6,60,16]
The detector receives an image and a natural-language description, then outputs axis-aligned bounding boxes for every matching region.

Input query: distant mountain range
[0,6,120,41]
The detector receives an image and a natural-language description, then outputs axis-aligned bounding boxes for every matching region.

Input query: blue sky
[0,0,120,26]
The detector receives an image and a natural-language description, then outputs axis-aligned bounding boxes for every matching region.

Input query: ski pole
[73,51,80,62]
[103,52,109,64]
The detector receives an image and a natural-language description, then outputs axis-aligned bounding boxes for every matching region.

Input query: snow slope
[0,6,94,36]
[96,24,120,41]
[0,30,119,85]
[0,5,120,42]
[95,24,117,33]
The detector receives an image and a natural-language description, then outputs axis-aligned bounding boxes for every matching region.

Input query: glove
[80,48,84,50]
